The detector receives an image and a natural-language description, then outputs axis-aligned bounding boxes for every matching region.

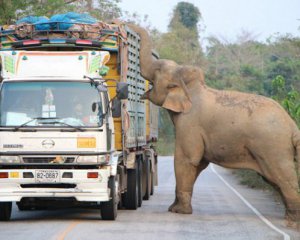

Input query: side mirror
[112,98,121,118]
[92,102,97,112]
[116,82,128,100]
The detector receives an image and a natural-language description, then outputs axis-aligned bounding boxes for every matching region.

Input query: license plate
[35,170,60,183]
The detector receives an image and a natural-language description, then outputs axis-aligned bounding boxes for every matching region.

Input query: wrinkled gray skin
[127,23,300,226]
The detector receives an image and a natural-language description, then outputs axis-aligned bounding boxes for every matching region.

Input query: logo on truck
[41,139,55,149]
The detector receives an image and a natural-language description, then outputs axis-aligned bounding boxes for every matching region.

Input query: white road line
[210,164,290,240]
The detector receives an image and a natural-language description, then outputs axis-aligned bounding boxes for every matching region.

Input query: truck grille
[22,157,75,164]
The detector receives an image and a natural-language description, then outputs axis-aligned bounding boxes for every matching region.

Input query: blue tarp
[16,16,50,30]
[16,12,97,31]
[50,12,97,30]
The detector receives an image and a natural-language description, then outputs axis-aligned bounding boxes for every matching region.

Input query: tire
[137,159,143,207]
[143,160,151,200]
[101,177,118,220]
[0,202,12,221]
[124,169,138,210]
[150,168,154,195]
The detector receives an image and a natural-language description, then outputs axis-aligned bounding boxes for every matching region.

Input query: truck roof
[0,50,110,80]
[0,20,125,52]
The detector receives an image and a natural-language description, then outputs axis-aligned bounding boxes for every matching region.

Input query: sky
[119,0,300,45]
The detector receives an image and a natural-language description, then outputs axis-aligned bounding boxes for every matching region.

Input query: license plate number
[36,170,60,183]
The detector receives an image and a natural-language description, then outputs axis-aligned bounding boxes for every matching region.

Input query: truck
[0,16,159,220]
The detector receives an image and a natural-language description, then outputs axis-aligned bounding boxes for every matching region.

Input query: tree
[205,33,267,94]
[265,35,300,93]
[154,2,204,66]
[272,75,300,126]
[74,0,121,21]
[169,1,201,31]
[0,0,29,25]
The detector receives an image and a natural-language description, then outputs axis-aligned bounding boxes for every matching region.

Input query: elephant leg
[254,149,300,225]
[270,167,300,225]
[168,130,208,213]
[168,159,209,213]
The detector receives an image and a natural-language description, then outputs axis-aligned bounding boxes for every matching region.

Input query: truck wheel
[124,169,138,210]
[137,159,143,207]
[101,177,118,220]
[143,159,151,200]
[150,167,154,195]
[0,202,12,221]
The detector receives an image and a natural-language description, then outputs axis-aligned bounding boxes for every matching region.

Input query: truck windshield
[0,81,105,128]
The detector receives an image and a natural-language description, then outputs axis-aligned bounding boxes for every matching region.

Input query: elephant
[127,23,300,225]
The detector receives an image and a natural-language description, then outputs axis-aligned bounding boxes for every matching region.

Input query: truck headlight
[76,155,109,164]
[0,156,21,163]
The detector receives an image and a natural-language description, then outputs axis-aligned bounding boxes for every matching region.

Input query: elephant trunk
[127,23,156,82]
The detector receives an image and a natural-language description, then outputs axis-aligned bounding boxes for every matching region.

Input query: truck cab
[0,50,124,220]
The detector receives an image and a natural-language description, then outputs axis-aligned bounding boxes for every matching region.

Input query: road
[0,156,299,240]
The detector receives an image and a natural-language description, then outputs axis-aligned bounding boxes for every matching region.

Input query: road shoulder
[212,164,300,239]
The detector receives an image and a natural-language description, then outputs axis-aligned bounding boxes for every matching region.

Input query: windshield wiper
[14,117,85,132]
[13,117,52,131]
[41,119,85,132]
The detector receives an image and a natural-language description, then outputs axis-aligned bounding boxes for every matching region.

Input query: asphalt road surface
[0,156,300,240]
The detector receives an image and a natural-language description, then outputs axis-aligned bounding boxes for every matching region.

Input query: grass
[232,169,300,206]
[232,169,275,192]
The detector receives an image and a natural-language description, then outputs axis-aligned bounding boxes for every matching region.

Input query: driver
[74,103,90,125]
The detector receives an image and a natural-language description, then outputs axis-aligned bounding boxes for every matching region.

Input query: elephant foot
[285,218,300,230]
[168,198,178,211]
[285,206,300,230]
[168,191,192,214]
[168,202,192,214]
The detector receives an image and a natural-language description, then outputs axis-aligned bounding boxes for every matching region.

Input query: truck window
[0,81,104,127]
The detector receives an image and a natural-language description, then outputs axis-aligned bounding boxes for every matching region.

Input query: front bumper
[0,168,111,202]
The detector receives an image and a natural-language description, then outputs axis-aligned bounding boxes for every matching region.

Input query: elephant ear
[162,81,192,113]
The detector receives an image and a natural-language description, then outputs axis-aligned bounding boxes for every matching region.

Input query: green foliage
[154,24,204,66]
[154,2,204,66]
[169,1,201,30]
[205,35,268,94]
[272,75,300,126]
[233,169,275,191]
[0,0,30,24]
[206,33,300,101]
[271,75,286,99]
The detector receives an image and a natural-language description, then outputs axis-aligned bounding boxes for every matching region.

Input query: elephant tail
[292,130,300,183]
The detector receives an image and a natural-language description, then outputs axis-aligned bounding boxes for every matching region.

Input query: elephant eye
[167,83,179,89]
